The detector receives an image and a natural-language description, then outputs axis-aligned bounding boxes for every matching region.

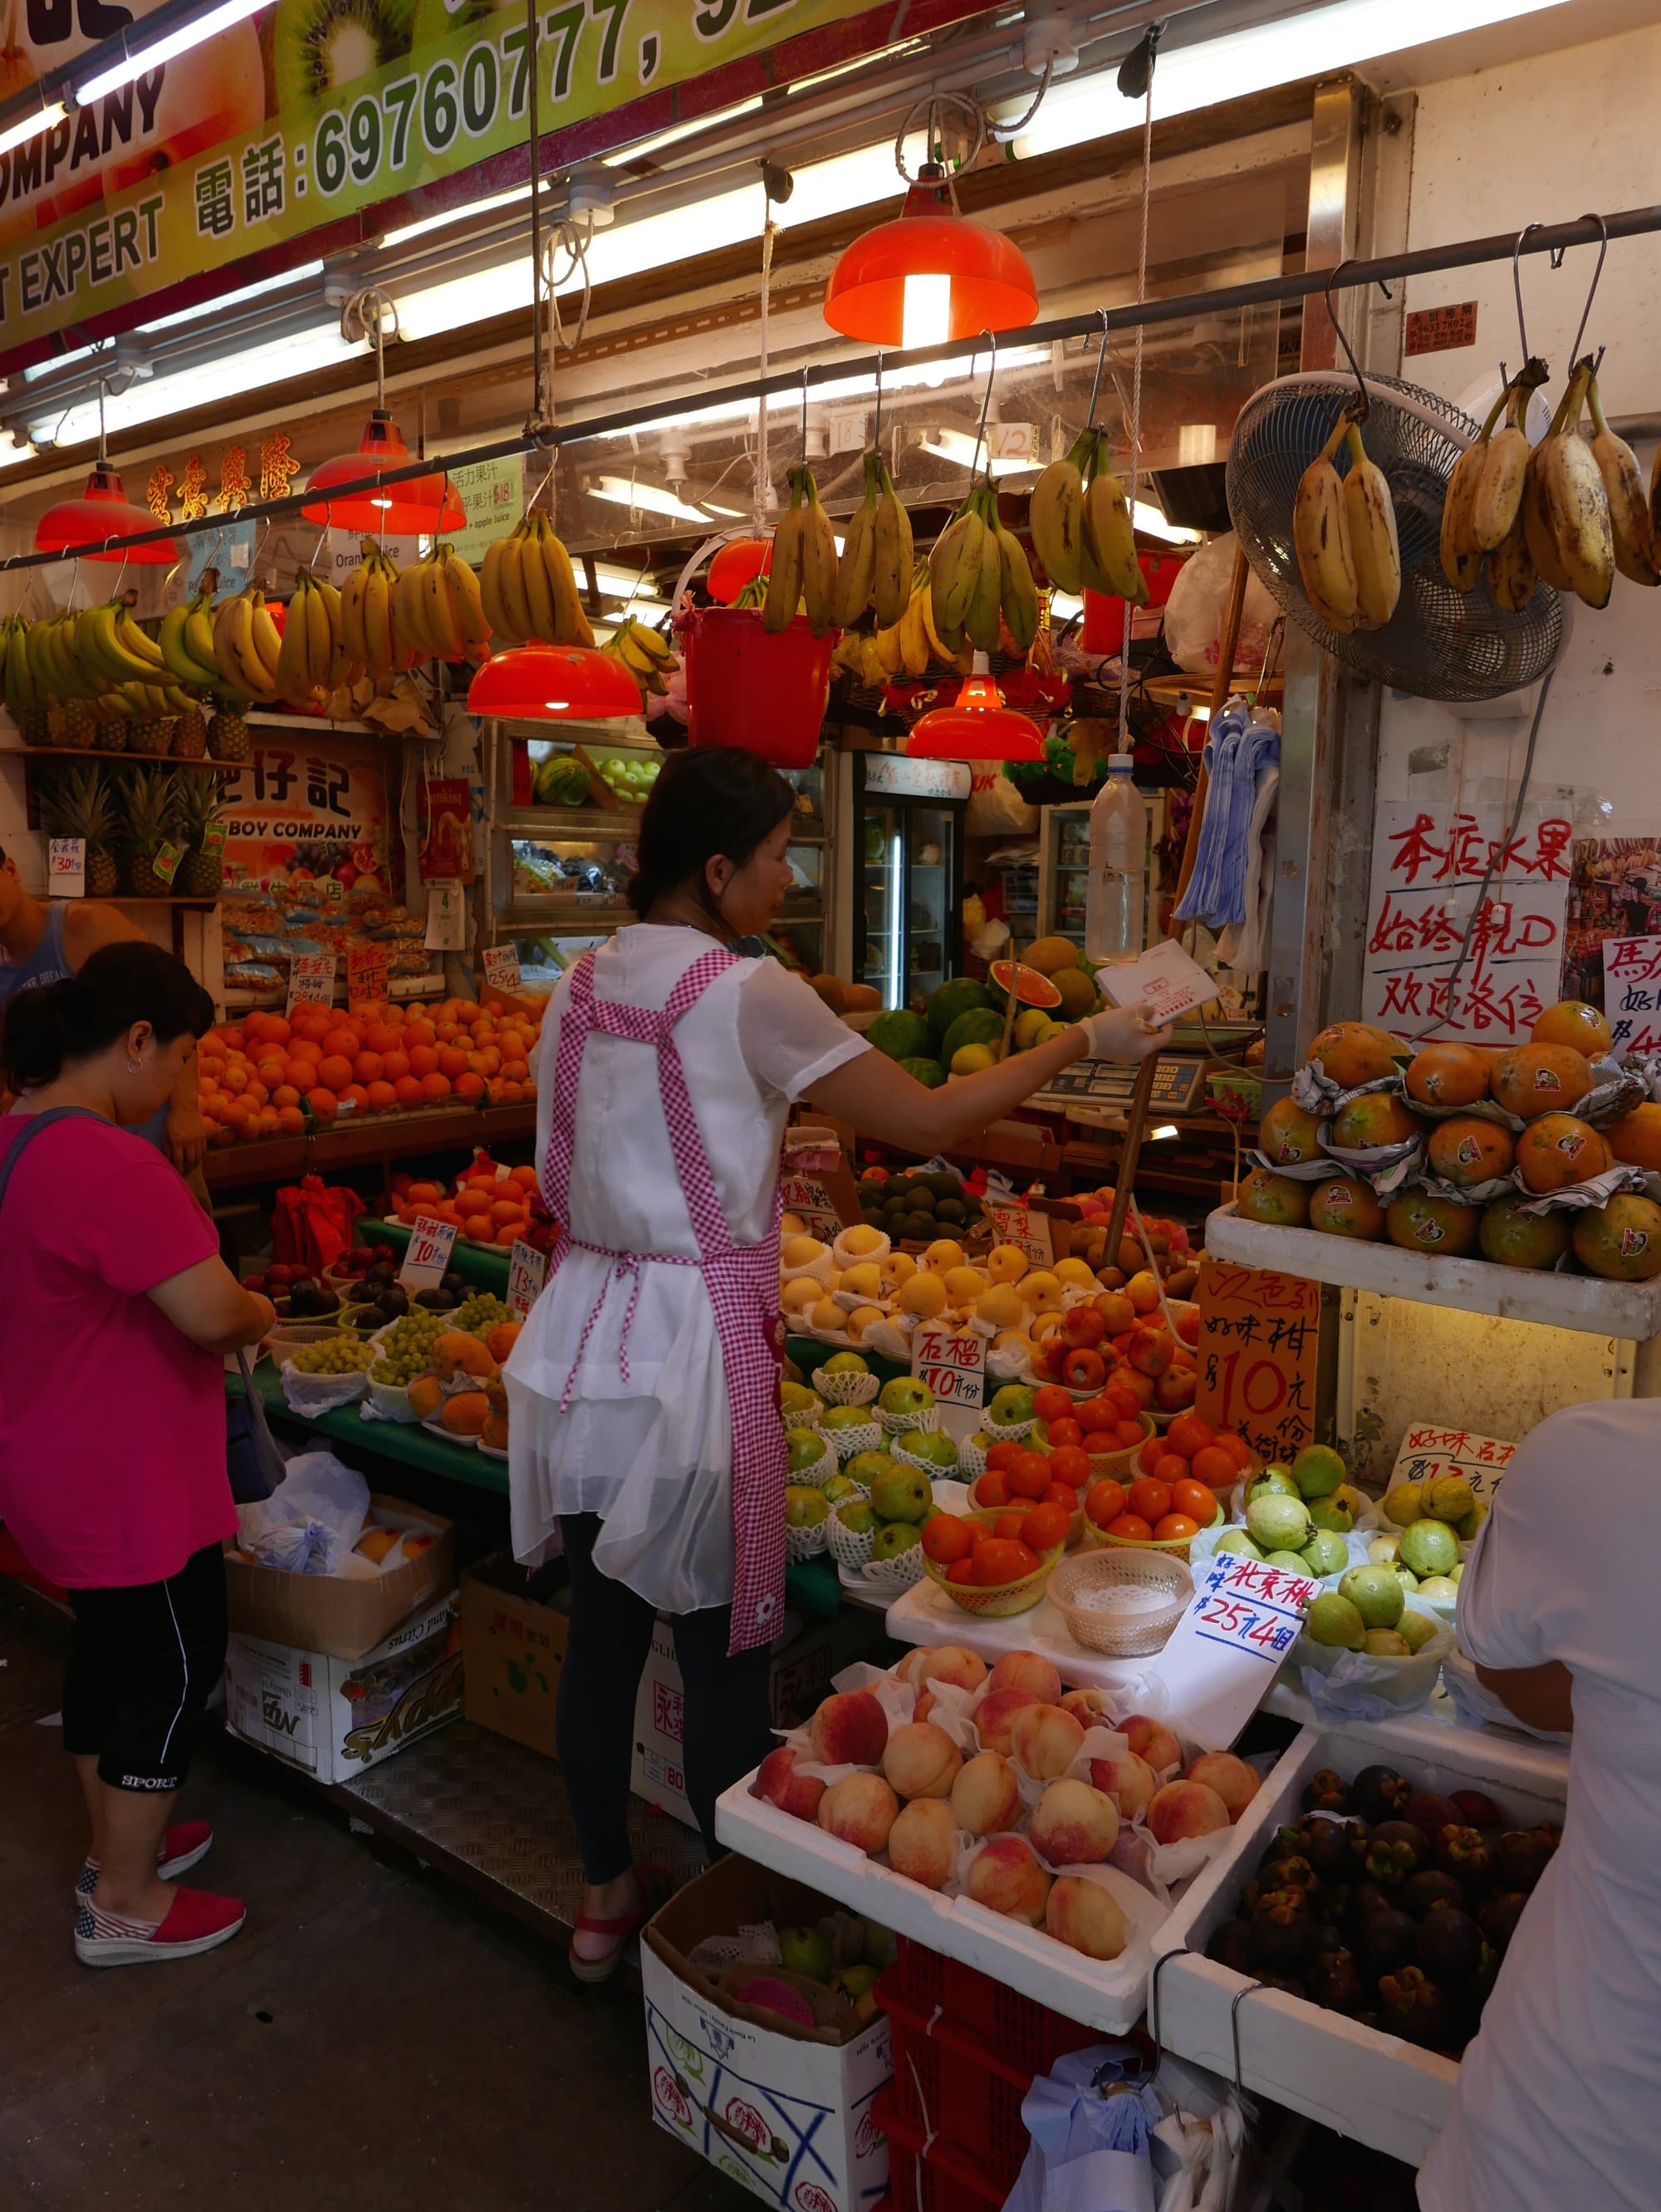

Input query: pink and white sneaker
[74,1821,213,1906]
[75,1886,246,1968]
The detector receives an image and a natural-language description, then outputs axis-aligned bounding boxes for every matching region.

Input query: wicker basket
[1083,1492,1223,1566]
[920,1509,1064,1619]
[1046,1550,1193,1656]
[1080,1415,1158,1484]
[966,1473,1085,1550]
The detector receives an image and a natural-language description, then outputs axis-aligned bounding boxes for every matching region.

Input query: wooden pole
[1173,543,1251,907]
[1104,1053,1160,1272]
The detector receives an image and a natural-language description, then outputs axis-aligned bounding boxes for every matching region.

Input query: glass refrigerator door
[860,800,904,1009]
[905,806,954,999]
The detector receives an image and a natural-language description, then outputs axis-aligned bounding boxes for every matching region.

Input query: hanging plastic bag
[272,1173,365,1276]
[1006,2045,1161,2212]
[237,1450,370,1576]
[967,763,1040,836]
[1161,534,1278,678]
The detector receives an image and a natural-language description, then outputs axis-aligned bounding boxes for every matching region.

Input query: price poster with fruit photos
[218,738,388,893]
[1360,802,1574,1046]
[1194,1262,1320,1469]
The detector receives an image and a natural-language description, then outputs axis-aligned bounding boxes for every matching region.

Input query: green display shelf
[360,1218,513,1291]
[234,1356,507,1498]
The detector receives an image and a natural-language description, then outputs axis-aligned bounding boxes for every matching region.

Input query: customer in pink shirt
[0,943,274,1968]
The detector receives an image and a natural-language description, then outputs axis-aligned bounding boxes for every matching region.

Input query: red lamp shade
[33,462,178,562]
[824,168,1039,346]
[301,410,466,535]
[468,642,640,720]
[906,660,1044,761]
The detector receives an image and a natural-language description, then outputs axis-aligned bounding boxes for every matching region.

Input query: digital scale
[1029,1052,1213,1120]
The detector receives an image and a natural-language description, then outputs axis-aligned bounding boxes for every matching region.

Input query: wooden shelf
[5,747,226,770]
[112,895,219,907]
[203,1101,537,1191]
[502,807,644,837]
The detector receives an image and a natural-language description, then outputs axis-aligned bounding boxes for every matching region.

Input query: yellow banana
[797,468,838,636]
[899,582,929,677]
[534,515,586,645]
[423,549,464,658]
[1470,371,1541,552]
[480,536,520,641]
[308,574,338,685]
[831,453,879,630]
[248,592,282,680]
[1536,359,1613,609]
[874,614,904,676]
[363,560,394,675]
[915,564,951,664]
[513,520,556,643]
[763,476,806,634]
[965,487,1004,654]
[1028,429,1092,595]
[1440,386,1509,593]
[114,607,165,673]
[1522,439,1571,592]
[1292,414,1359,632]
[497,532,537,644]
[339,562,371,665]
[871,458,914,630]
[392,562,433,656]
[183,592,219,676]
[277,579,316,704]
[1343,423,1401,630]
[928,498,985,646]
[996,513,1040,652]
[446,548,492,651]
[1486,515,1538,612]
[1081,439,1140,601]
[1587,370,1658,586]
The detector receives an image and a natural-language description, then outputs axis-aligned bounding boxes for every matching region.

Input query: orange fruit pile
[390,1160,546,1248]
[197,994,541,1144]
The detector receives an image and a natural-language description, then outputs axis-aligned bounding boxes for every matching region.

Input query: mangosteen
[1250,1970,1307,1999]
[1301,1768,1352,1815]
[1306,1948,1367,2015]
[1536,1820,1563,1850]
[1478,1891,1531,1952]
[1312,1920,1347,1957]
[1249,1899,1320,1974]
[1352,1765,1410,1823]
[1494,1829,1556,1892]
[1404,1792,1463,1843]
[1299,1819,1367,1884]
[1415,1906,1488,1987]
[1400,1869,1466,1920]
[1357,1907,1418,1981]
[1254,1852,1320,1901]
[1364,1821,1432,1886]
[1435,1826,1495,1888]
[1452,1788,1503,1831]
[1207,1920,1256,1974]
[1353,1879,1394,1924]
[1379,1965,1457,2050]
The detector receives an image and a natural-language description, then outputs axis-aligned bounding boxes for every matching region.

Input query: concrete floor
[0,1587,751,2212]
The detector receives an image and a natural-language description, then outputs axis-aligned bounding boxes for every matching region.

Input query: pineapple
[18,707,47,747]
[175,774,227,897]
[207,704,248,763]
[172,706,208,758]
[96,709,127,755]
[61,698,96,751]
[128,716,173,758]
[123,767,183,897]
[43,763,120,896]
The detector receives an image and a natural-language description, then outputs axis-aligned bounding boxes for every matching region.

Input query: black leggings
[62,1543,227,1793]
[556,1514,774,1882]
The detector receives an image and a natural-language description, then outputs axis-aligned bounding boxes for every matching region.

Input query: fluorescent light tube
[75,0,268,104]
[587,475,718,525]
[0,101,66,159]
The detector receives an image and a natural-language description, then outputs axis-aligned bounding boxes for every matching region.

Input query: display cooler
[833,751,970,1009]
[1035,793,1169,959]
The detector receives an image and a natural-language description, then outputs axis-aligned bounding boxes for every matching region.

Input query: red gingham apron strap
[539,952,598,1224]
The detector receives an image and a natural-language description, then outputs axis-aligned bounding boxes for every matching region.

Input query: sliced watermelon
[989,959,1064,1009]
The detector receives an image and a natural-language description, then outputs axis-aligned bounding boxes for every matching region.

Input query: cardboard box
[223,1590,463,1783]
[643,1854,891,2212]
[634,1607,888,1831]
[459,1555,570,1758]
[225,1495,454,1662]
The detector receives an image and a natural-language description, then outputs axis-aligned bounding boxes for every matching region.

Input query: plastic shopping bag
[1006,2046,1160,2212]
[272,1172,365,1275]
[237,1450,370,1576]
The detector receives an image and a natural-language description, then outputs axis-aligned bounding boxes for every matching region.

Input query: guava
[1214,1529,1263,1560]
[989,1385,1036,1425]
[835,1501,877,1536]
[1363,1630,1411,1657]
[898,1429,959,1471]
[1392,1566,1420,1594]
[786,1428,829,1474]
[1423,1474,1475,1523]
[1301,1529,1350,1578]
[1450,1563,1464,1583]
[822,1351,870,1376]
[1382,1480,1423,1528]
[1246,1493,1312,1552]
[1397,1609,1439,1653]
[1367,1533,1401,1567]
[879,1376,934,1420]
[870,1464,932,1523]
[1292,1444,1347,1499]
[778,1925,834,1979]
[1251,1466,1300,1499]
[1457,1503,1487,1541]
[1306,1593,1367,1650]
[1339,1565,1404,1630]
[1416,1574,1461,1604]
[1266,1550,1314,1574]
[1399,1518,1459,1578]
[785,1486,830,1528]
[1307,1497,1355,1533]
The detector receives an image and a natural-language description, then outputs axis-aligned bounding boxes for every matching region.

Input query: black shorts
[61,1543,228,1793]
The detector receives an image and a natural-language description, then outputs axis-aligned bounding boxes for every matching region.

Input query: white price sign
[911,1325,986,1411]
[47,837,85,897]
[984,1198,1054,1267]
[399,1214,458,1292]
[780,1170,845,1243]
[1387,1421,1515,1503]
[482,944,523,994]
[287,952,337,1015]
[507,1238,548,1316]
[1154,1550,1317,1753]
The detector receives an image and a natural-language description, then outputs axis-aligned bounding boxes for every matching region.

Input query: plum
[1452,1788,1503,1831]
[1351,1764,1410,1823]
[1208,1919,1255,1974]
[1301,1768,1351,1815]
[1250,1898,1320,1974]
[1415,1905,1488,1987]
[1479,1890,1531,1951]
[1364,1820,1433,1886]
[1306,1948,1367,2015]
[1404,1792,1463,1843]
[1435,1825,1495,1887]
[1357,1906,1418,1980]
[1495,1829,1556,1892]
[1400,1868,1466,1920]
[1379,1965,1458,2049]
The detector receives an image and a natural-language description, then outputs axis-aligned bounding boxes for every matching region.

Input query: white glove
[1075,1000,1173,1064]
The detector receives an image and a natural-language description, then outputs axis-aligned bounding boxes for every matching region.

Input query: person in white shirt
[1418,1398,1659,2212]
[506,745,1169,1979]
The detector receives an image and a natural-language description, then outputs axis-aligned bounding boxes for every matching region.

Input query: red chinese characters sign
[1360,803,1573,1045]
[1194,1261,1320,1468]
[1602,934,1661,1054]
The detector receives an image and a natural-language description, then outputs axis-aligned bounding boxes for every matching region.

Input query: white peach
[987,1650,1063,1704]
[1146,1779,1230,1846]
[895,1644,988,1695]
[967,1835,1051,1925]
[752,1746,825,1822]
[1120,1714,1183,1774]
[949,1751,1022,1837]
[973,1687,1041,1757]
[882,1722,963,1801]
[887,1798,959,1891]
[1030,1779,1120,1866]
[1184,1751,1261,1821]
[816,1773,899,1854]
[811,1689,889,1768]
[1089,1751,1157,1822]
[1046,1875,1131,1960]
[1009,1703,1086,1782]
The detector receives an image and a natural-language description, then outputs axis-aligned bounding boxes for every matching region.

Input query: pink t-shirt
[0,1112,233,1587]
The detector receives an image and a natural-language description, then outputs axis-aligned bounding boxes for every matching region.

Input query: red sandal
[570,1862,672,1985]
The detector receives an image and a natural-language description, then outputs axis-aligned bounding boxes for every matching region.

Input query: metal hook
[1321,260,1370,417]
[1512,221,1545,361]
[968,329,998,482]
[1568,210,1610,366]
[1085,307,1111,429]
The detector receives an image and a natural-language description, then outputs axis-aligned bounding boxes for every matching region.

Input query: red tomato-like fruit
[993,1509,1029,1543]
[1154,1513,1201,1542]
[1042,1481,1080,1508]
[1022,1502,1071,1552]
[1165,1413,1215,1460]
[1153,1453,1190,1488]
[1062,1346,1107,1391]
[1047,1444,1090,1489]
[1076,1397,1116,1435]
[1105,1384,1143,1421]
[1115,1420,1147,1448]
[974,1469,1011,1509]
[1217,1434,1253,1470]
[1172,1477,1216,1526]
[986,1440,1026,1474]
[973,1538,1037,1587]
[1129,1476,1172,1523]
[947,1557,978,1586]
[1105,1513,1154,1542]
[1008,1450,1052,1500]
[1032,1383,1073,1425]
[1085,1478,1128,1528]
[1189,1445,1237,1489]
[1137,1435,1168,1476]
[922,1515,973,1565]
[1062,1305,1107,1347]
[1046,1416,1083,1449]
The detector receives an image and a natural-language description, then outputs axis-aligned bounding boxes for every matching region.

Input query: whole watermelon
[899,1056,946,1089]
[927,976,992,1043]
[867,1008,931,1061]
[941,1007,1007,1063]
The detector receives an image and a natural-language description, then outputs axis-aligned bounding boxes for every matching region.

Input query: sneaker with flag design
[74,1886,245,1968]
[74,1821,213,1906]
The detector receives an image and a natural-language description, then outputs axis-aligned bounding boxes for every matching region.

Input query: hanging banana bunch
[988,493,1040,652]
[1028,428,1094,596]
[1078,434,1144,604]
[1341,424,1401,630]
[763,472,806,634]
[1524,358,1613,609]
[1292,414,1361,634]
[76,599,169,689]
[1587,365,1659,587]
[478,512,592,648]
[928,483,987,655]
[340,540,399,680]
[159,585,225,689]
[211,586,282,703]
[603,616,679,704]
[0,615,42,721]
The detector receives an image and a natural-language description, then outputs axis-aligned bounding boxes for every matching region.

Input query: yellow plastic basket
[921,1508,1066,1618]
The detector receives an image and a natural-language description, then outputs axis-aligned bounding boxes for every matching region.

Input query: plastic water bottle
[1084,753,1145,964]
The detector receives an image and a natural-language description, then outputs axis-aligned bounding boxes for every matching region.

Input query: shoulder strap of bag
[0,1106,101,1218]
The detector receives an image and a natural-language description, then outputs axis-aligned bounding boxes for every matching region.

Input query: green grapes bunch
[372,1310,449,1384]
[454,1292,514,1336]
[290,1337,375,1376]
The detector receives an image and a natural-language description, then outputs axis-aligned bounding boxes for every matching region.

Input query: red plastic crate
[875,2087,1005,2212]
[889,1934,946,2013]
[888,1944,1098,2080]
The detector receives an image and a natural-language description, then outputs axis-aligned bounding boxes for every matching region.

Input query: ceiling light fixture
[468,641,641,721]
[74,0,267,103]
[916,430,1033,478]
[0,99,66,160]
[824,162,1039,347]
[34,458,176,562]
[587,474,724,526]
[906,654,1044,762]
[301,290,464,535]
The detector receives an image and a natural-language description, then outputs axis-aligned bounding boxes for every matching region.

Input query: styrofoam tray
[1150,1719,1567,2167]
[882,1574,1163,1702]
[715,1780,1167,2036]
[1262,1678,1571,1794]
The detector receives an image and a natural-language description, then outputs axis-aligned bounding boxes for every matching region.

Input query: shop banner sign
[1193,1259,1320,1469]
[217,738,388,893]
[400,1215,457,1290]
[0,0,904,358]
[1360,802,1573,1046]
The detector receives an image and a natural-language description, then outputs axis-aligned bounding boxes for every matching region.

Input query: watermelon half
[989,959,1064,1009]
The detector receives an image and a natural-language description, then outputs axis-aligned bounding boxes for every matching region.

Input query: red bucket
[679,604,835,768]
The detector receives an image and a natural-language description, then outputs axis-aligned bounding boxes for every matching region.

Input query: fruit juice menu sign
[1194,1260,1320,1469]
[0,0,992,365]
[1360,802,1573,1047]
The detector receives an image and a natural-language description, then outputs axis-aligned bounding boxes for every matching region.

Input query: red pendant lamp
[301,293,465,535]
[34,459,178,563]
[906,654,1044,761]
[824,164,1039,347]
[467,642,641,721]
